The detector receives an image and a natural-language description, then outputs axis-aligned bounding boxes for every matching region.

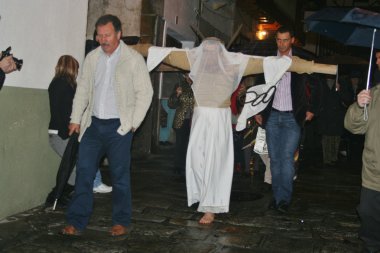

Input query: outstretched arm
[243,55,337,76]
[288,56,337,75]
[132,44,190,71]
[162,50,190,71]
[136,43,336,75]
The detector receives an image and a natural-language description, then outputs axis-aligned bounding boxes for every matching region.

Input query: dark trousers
[358,187,380,252]
[174,119,191,177]
[347,132,364,161]
[67,117,133,230]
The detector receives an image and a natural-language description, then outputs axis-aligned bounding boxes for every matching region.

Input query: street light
[256,30,268,40]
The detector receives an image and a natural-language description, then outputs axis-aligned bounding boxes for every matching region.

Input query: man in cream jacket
[62,15,153,236]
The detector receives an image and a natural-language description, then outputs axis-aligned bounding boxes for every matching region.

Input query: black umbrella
[305,7,380,90]
[52,132,79,210]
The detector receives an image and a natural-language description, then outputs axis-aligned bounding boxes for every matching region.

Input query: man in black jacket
[255,26,319,213]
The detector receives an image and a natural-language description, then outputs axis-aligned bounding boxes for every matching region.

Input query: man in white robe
[147,38,335,224]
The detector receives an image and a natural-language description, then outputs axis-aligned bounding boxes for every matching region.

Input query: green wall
[0,86,59,220]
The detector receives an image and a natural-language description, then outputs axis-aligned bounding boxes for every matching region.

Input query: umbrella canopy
[52,132,79,210]
[306,7,380,95]
[305,7,380,49]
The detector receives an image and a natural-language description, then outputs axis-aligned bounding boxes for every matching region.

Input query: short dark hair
[95,14,122,32]
[276,26,295,38]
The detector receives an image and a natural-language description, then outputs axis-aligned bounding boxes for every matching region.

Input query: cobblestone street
[0,147,363,252]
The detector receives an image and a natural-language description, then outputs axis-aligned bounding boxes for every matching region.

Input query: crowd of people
[3,12,379,252]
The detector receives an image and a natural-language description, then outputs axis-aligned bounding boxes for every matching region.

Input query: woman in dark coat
[47,55,111,201]
[168,74,194,178]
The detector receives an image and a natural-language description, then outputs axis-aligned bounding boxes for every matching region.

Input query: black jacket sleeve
[0,69,5,90]
[48,77,75,139]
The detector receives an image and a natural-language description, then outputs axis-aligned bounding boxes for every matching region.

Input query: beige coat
[71,41,153,141]
[344,85,380,192]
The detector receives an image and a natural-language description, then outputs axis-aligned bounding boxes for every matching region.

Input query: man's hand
[0,56,17,74]
[176,86,183,97]
[254,114,262,126]
[68,123,80,136]
[357,90,371,108]
[305,111,314,121]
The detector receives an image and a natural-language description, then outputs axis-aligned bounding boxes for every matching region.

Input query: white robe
[184,39,250,213]
[186,106,233,213]
[146,39,291,214]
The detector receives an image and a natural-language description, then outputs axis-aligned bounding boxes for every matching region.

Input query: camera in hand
[0,47,23,71]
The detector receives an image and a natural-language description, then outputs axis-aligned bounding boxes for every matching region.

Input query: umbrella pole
[52,199,58,211]
[366,28,376,90]
[364,28,377,121]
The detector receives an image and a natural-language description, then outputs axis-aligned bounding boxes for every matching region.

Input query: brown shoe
[61,225,82,236]
[110,224,128,236]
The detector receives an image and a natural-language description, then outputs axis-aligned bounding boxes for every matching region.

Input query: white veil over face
[187,38,250,107]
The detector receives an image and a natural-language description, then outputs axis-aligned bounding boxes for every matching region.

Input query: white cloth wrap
[147,40,254,107]
[147,46,180,71]
[236,56,292,131]
[254,126,268,154]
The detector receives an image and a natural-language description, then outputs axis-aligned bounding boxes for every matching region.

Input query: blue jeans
[93,170,102,188]
[67,117,133,230]
[265,110,300,205]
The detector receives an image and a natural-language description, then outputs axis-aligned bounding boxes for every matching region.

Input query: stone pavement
[0,147,363,253]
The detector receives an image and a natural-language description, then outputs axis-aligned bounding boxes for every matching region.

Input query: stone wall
[87,0,142,38]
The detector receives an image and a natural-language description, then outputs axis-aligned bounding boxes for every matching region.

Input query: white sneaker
[93,183,112,193]
[340,150,347,156]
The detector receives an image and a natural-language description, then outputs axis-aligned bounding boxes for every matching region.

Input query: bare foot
[199,212,215,224]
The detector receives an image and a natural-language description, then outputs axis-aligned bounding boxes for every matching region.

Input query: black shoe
[277,200,289,213]
[268,198,277,210]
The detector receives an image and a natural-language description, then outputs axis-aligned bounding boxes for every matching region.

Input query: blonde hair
[54,55,79,88]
